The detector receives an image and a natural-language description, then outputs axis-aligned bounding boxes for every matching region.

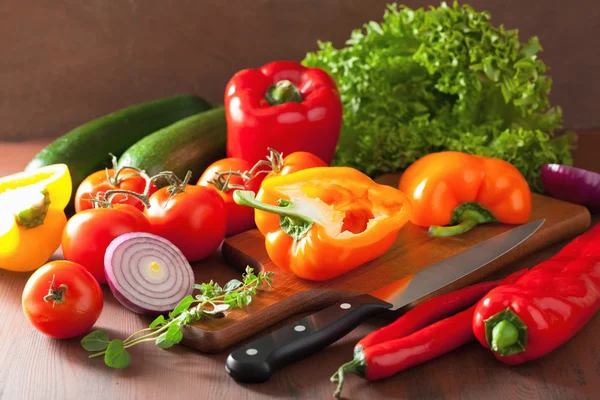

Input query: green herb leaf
[224,292,237,307]
[149,315,167,329]
[81,330,110,352]
[204,304,230,314]
[165,323,183,344]
[104,340,131,369]
[155,333,173,349]
[223,279,243,292]
[169,296,195,318]
[195,282,215,297]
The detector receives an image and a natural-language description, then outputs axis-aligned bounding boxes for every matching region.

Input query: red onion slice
[105,232,195,315]
[541,164,600,214]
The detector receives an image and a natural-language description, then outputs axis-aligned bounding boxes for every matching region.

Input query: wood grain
[2,0,600,141]
[0,135,599,399]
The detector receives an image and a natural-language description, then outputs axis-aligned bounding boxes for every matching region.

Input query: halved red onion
[541,164,600,214]
[104,232,194,315]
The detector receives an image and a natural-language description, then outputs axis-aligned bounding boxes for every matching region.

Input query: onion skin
[104,232,195,315]
[541,164,600,214]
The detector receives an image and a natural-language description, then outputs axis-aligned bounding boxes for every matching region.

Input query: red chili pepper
[224,60,343,167]
[473,222,600,365]
[332,306,477,398]
[356,280,502,351]
[331,269,528,398]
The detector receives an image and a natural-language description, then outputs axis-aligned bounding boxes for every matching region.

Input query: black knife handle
[225,294,392,384]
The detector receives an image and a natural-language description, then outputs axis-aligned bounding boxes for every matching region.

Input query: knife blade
[225,219,545,383]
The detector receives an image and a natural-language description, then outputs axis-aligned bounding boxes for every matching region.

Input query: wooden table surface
[0,134,599,400]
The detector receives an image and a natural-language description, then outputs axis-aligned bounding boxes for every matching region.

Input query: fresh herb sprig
[81,267,274,369]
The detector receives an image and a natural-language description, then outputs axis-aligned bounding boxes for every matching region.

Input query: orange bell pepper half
[233,167,412,281]
[398,151,532,237]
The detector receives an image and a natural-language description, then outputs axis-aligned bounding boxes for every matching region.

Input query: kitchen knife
[225,219,545,383]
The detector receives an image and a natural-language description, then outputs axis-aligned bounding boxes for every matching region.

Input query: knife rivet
[294,325,306,332]
[246,348,258,356]
[340,303,351,309]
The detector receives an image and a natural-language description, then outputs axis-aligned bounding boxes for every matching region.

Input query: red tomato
[144,185,226,262]
[269,151,327,178]
[198,158,262,236]
[22,260,103,339]
[62,205,151,284]
[74,168,157,212]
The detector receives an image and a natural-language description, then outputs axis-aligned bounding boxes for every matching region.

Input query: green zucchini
[117,107,227,184]
[25,95,212,194]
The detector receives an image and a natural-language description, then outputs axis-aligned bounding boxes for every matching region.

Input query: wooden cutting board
[182,174,592,353]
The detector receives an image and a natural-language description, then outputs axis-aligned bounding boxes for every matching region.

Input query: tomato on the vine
[62,204,151,284]
[74,156,156,212]
[22,260,103,339]
[145,175,226,262]
[198,158,261,236]
[266,150,327,178]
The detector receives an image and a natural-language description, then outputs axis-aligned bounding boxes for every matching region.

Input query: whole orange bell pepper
[398,151,532,237]
[233,167,412,281]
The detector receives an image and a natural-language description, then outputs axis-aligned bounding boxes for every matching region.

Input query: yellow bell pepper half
[0,164,72,272]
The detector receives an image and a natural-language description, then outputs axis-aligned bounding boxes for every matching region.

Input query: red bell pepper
[224,61,343,167]
[473,222,600,364]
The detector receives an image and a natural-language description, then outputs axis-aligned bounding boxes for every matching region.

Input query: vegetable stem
[122,326,156,344]
[331,358,364,398]
[265,80,303,105]
[233,190,313,224]
[123,323,172,346]
[429,218,479,237]
[484,307,528,356]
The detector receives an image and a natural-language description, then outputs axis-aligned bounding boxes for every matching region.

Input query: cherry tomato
[198,158,261,236]
[75,168,157,212]
[22,260,103,339]
[62,205,151,284]
[144,185,226,262]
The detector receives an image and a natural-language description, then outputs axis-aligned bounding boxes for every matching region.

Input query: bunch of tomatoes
[23,149,327,340]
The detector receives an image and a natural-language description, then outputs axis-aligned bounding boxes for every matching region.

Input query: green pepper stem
[233,190,314,241]
[428,202,497,237]
[491,320,519,352]
[484,307,527,357]
[429,218,479,236]
[331,358,365,398]
[265,80,303,106]
[233,190,312,224]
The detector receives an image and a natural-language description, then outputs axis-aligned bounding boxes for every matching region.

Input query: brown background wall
[1,0,599,140]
